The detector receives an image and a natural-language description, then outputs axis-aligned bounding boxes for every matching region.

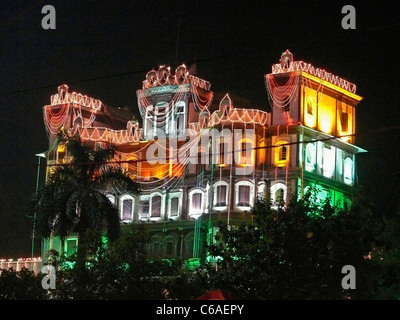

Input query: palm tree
[35,133,139,263]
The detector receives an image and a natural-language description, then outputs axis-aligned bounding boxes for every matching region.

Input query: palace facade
[41,51,365,266]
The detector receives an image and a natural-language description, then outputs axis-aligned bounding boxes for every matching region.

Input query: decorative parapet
[210,94,269,126]
[271,50,357,93]
[142,64,211,91]
[78,120,143,144]
[50,84,103,111]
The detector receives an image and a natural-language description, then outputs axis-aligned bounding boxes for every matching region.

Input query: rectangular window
[341,112,348,132]
[176,105,185,134]
[280,146,287,161]
[219,142,225,164]
[238,185,250,207]
[307,102,313,115]
[122,199,133,220]
[57,144,66,164]
[323,145,335,178]
[192,193,202,210]
[241,142,252,164]
[241,142,247,158]
[216,185,227,206]
[170,197,179,216]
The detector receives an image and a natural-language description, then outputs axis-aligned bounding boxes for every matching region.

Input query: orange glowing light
[274,141,289,167]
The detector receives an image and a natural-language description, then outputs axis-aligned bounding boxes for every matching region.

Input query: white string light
[272,59,356,93]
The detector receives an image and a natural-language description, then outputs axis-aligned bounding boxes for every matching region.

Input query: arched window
[174,101,186,135]
[213,182,228,208]
[151,195,162,217]
[163,235,178,259]
[155,101,169,134]
[235,181,254,208]
[106,194,115,206]
[148,235,162,258]
[65,237,78,257]
[189,189,205,216]
[126,156,137,179]
[192,193,202,211]
[274,141,289,167]
[275,188,285,203]
[270,182,287,206]
[183,233,194,258]
[238,185,250,207]
[120,195,134,221]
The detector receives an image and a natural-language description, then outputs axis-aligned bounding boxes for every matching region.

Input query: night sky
[1,0,399,257]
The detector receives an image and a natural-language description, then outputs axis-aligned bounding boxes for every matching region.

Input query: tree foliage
[207,188,382,299]
[35,133,138,255]
[0,268,46,300]
[45,225,206,300]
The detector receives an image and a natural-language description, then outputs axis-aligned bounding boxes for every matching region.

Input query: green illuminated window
[65,238,77,257]
[148,236,162,258]
[166,242,173,256]
[164,236,177,258]
[184,233,194,258]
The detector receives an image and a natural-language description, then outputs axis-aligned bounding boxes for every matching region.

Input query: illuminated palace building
[41,51,365,264]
